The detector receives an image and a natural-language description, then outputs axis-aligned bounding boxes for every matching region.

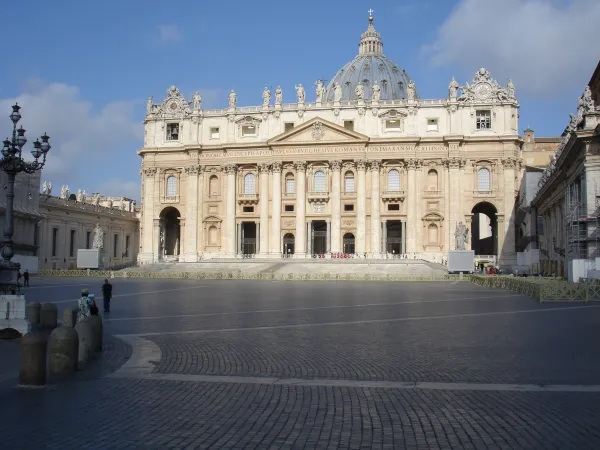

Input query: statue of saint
[131,200,136,212]
[60,185,66,199]
[228,89,237,108]
[92,223,104,249]
[192,91,201,111]
[94,193,100,208]
[454,222,469,251]
[42,181,48,195]
[77,189,83,203]
[507,79,515,100]
[372,81,381,102]
[296,84,305,103]
[47,182,52,196]
[582,86,595,114]
[262,87,271,106]
[407,80,416,100]
[315,80,325,102]
[107,198,113,209]
[65,185,70,199]
[275,86,282,105]
[355,84,364,100]
[333,82,342,102]
[146,96,153,114]
[449,77,459,99]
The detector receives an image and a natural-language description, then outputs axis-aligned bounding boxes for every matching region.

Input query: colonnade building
[138,15,521,265]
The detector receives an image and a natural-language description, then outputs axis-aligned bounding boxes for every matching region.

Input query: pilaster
[140,167,157,263]
[331,160,342,253]
[271,162,282,256]
[259,162,270,256]
[356,160,367,254]
[224,164,237,257]
[370,160,381,257]
[183,164,201,262]
[406,159,417,253]
[295,161,307,257]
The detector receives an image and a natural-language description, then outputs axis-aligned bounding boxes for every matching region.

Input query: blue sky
[0,0,598,201]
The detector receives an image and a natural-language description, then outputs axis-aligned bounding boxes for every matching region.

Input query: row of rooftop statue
[146,68,518,114]
[40,181,136,212]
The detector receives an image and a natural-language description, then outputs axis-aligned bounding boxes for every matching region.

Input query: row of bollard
[19,303,103,386]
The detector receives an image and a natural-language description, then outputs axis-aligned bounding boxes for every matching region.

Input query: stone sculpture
[581,86,595,114]
[296,84,305,103]
[228,89,237,108]
[92,223,104,249]
[192,91,201,111]
[262,87,271,106]
[47,182,52,196]
[407,80,416,100]
[76,189,83,203]
[372,81,381,101]
[449,77,459,99]
[454,222,469,250]
[333,82,342,102]
[355,84,364,100]
[275,86,282,105]
[507,79,515,100]
[42,181,48,195]
[315,80,325,103]
[146,96,153,114]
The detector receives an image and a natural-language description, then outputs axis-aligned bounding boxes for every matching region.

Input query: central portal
[310,220,328,255]
[386,221,403,255]
[240,222,257,256]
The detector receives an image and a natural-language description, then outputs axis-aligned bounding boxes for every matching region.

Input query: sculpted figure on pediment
[507,80,516,100]
[333,82,342,102]
[449,77,459,99]
[275,86,283,105]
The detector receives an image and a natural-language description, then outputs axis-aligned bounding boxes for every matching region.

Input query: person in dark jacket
[102,279,113,313]
[23,270,29,287]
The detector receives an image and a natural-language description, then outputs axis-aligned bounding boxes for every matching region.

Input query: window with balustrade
[387,169,400,191]
[477,168,491,192]
[344,172,355,193]
[314,170,326,192]
[244,173,256,194]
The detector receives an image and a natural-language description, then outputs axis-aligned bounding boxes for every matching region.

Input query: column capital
[271,161,283,172]
[442,157,465,169]
[143,167,157,177]
[502,157,518,169]
[223,164,237,174]
[294,161,307,172]
[355,159,368,171]
[184,164,202,175]
[258,162,271,173]
[330,160,343,171]
[369,160,381,171]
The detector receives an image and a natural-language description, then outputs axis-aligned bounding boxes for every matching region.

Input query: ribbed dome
[324,15,415,102]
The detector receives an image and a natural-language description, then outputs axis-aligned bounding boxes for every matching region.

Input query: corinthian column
[370,160,381,257]
[294,161,306,257]
[330,160,342,253]
[271,162,282,256]
[259,162,270,257]
[501,157,517,264]
[140,167,157,263]
[224,164,237,256]
[444,157,462,250]
[356,160,367,254]
[184,164,202,262]
[406,159,417,253]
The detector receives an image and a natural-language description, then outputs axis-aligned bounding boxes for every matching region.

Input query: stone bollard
[19,332,47,386]
[26,302,41,326]
[40,303,58,329]
[62,307,77,328]
[86,315,103,352]
[74,320,94,364]
[49,327,79,374]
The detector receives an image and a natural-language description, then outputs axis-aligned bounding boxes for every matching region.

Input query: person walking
[23,269,29,287]
[102,279,113,313]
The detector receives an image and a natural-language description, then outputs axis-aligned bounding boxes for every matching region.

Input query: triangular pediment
[268,117,369,145]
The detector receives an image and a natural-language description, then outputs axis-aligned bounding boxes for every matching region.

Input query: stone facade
[138,16,522,266]
[37,194,139,270]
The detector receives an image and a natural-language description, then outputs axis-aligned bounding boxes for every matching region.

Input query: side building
[37,194,139,270]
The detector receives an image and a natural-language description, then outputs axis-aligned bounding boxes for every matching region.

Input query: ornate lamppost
[0,104,50,290]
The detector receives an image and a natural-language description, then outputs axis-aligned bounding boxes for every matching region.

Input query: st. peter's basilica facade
[138,15,521,265]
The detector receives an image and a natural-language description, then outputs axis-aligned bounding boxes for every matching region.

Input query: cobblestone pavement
[1,277,600,449]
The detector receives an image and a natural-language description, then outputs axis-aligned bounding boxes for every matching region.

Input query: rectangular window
[286,178,295,194]
[86,231,91,250]
[476,110,491,130]
[69,230,76,257]
[113,234,118,258]
[52,228,58,257]
[166,123,179,140]
[426,118,438,131]
[345,176,355,193]
[243,206,254,213]
[210,127,220,139]
[388,204,400,211]
[284,122,294,132]
[344,204,354,212]
[385,119,401,131]
[343,120,354,131]
[166,176,177,197]
[242,125,257,136]
[125,235,130,258]
[285,204,294,212]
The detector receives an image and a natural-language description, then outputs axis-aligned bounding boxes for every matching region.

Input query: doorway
[311,221,328,255]
[283,233,295,256]
[241,222,257,255]
[160,207,181,259]
[386,221,402,255]
[343,233,355,254]
[471,202,498,255]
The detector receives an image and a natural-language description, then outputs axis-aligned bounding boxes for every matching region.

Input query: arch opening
[159,206,181,259]
[471,202,498,256]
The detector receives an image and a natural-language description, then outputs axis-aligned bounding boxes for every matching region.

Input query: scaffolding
[564,181,600,261]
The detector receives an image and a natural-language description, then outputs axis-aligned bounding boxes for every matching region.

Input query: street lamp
[0,104,50,291]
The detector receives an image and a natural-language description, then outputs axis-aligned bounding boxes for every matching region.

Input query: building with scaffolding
[531,78,600,280]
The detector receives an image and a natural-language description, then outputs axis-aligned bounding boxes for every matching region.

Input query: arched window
[428,223,438,245]
[285,173,295,194]
[314,170,326,192]
[427,169,438,190]
[209,175,219,196]
[344,171,355,193]
[478,168,491,191]
[208,226,218,245]
[387,169,400,191]
[244,173,256,194]
[166,176,177,197]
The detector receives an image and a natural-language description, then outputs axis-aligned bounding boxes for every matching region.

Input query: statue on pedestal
[507,79,516,100]
[454,222,469,250]
[262,87,271,106]
[42,181,48,195]
[92,223,104,250]
[146,96,153,115]
[76,189,83,203]
[315,80,325,103]
[47,182,52,196]
[355,84,364,100]
[275,86,282,105]
[449,77,459,99]
[372,81,381,102]
[296,84,305,103]
[407,80,416,100]
[192,91,202,111]
[333,82,342,102]
[228,89,237,108]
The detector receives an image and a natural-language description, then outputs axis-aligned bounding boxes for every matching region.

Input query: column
[330,160,342,253]
[406,159,417,253]
[370,161,381,257]
[307,221,312,255]
[224,164,237,257]
[447,158,461,250]
[259,162,270,257]
[294,161,306,257]
[326,220,331,254]
[271,162,282,256]
[184,164,201,262]
[237,222,242,255]
[444,161,451,250]
[401,221,406,254]
[356,160,367,254]
[382,220,387,255]
[140,167,157,263]
[502,157,517,264]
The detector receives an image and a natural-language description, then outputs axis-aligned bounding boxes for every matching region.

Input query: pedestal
[0,294,31,335]
[447,250,475,274]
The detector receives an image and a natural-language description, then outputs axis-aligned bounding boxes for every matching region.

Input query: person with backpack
[102,279,113,313]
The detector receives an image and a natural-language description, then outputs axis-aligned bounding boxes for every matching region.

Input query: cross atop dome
[368,8,374,20]
[359,9,382,55]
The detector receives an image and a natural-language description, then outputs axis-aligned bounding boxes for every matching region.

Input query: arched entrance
[471,202,498,256]
[160,207,181,260]
[343,233,355,254]
[283,233,295,256]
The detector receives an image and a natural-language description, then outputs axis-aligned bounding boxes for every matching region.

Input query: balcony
[342,191,357,199]
[423,190,442,198]
[473,190,495,198]
[382,190,406,202]
[237,193,259,205]
[307,191,329,202]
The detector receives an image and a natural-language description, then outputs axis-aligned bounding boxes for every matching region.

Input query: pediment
[203,215,222,223]
[235,115,262,125]
[268,117,369,145]
[378,109,407,119]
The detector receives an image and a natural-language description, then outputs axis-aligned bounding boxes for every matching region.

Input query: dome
[324,15,416,102]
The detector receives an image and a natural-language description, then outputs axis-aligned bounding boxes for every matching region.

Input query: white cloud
[422,0,600,96]
[157,25,183,44]
[0,79,142,197]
